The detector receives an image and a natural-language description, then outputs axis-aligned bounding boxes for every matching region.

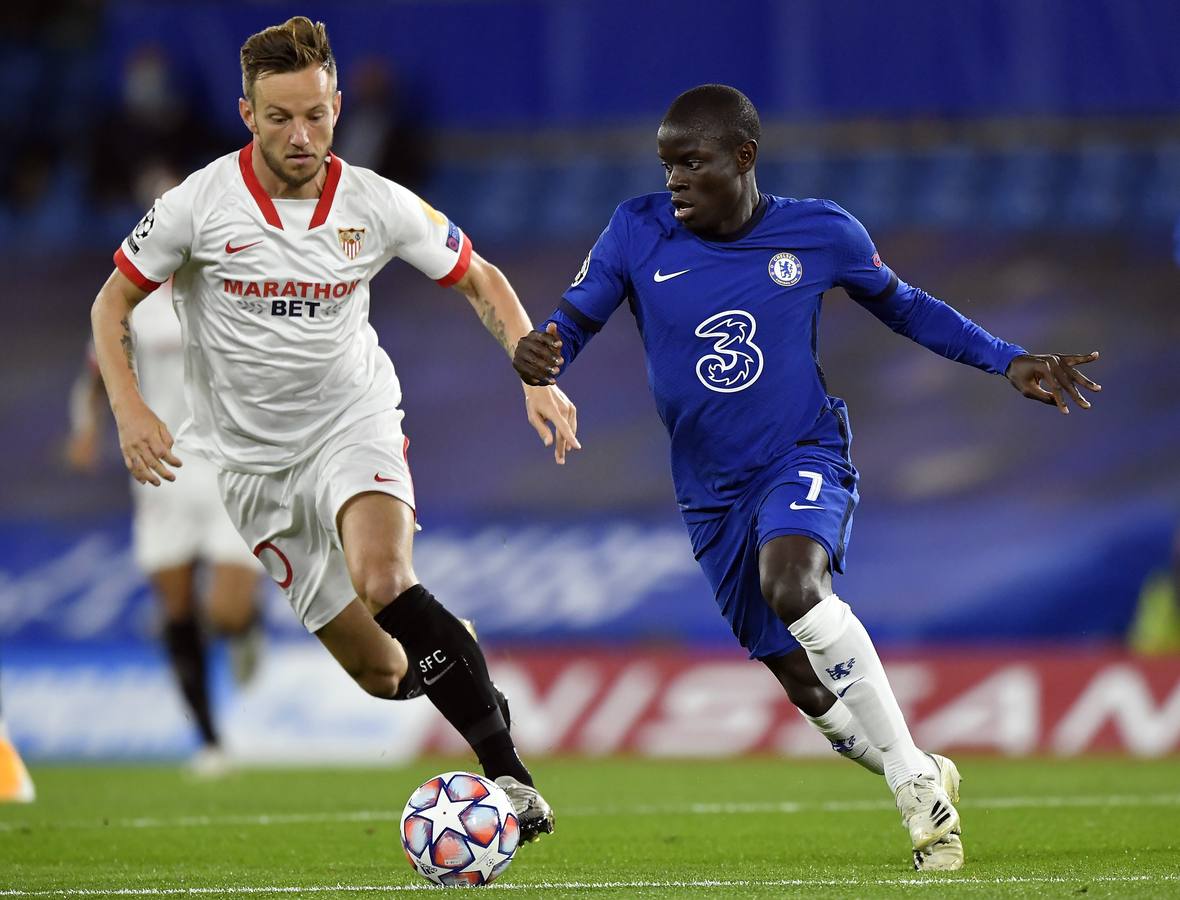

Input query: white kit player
[68,279,264,775]
[89,17,575,840]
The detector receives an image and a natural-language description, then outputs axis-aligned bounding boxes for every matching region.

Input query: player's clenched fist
[115,400,182,485]
[514,323,564,386]
[1005,351,1102,414]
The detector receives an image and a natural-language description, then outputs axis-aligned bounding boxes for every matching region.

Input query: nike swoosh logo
[374,473,397,483]
[225,239,263,254]
[835,678,864,698]
[422,661,456,686]
[790,502,824,510]
[653,268,691,282]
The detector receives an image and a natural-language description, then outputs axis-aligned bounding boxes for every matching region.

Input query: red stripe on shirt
[436,233,473,287]
[113,247,163,293]
[238,142,284,229]
[308,153,342,229]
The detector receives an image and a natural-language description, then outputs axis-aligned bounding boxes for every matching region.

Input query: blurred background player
[67,165,264,775]
[0,668,35,803]
[514,84,1101,871]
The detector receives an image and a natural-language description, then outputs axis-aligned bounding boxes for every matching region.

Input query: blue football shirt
[552,192,1023,519]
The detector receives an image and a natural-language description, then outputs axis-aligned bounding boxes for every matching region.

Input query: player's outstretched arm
[451,253,581,464]
[1005,351,1102,414]
[90,269,181,485]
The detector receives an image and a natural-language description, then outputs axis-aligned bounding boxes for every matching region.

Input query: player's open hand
[523,383,581,464]
[114,399,182,485]
[514,323,563,386]
[1005,351,1102,414]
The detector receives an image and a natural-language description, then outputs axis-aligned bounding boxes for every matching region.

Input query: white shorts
[131,452,258,573]
[217,408,416,633]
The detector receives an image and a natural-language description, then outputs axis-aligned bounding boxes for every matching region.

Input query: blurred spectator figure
[2,139,59,212]
[0,673,35,803]
[87,45,218,209]
[1129,528,1180,654]
[1131,220,1180,653]
[332,57,428,191]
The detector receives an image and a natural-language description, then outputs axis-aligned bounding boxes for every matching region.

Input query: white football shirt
[114,143,471,473]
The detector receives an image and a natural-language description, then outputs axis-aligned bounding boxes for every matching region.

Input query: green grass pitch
[2,757,1179,897]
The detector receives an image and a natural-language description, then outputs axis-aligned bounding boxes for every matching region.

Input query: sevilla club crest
[338,227,366,260]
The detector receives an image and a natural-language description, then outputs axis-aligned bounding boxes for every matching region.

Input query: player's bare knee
[208,604,254,636]
[786,680,835,717]
[761,575,826,625]
[356,566,417,615]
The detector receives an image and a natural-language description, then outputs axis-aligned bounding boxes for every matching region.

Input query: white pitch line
[2,874,1180,896]
[2,793,1178,835]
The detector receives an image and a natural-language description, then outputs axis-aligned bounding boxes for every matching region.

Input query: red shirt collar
[237,142,342,230]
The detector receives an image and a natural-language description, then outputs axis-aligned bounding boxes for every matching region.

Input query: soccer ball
[400,771,520,887]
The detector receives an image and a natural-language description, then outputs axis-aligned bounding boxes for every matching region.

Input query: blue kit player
[513,85,1101,871]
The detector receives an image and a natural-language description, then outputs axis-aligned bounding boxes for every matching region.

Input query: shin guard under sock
[802,699,885,776]
[375,584,531,784]
[789,594,931,792]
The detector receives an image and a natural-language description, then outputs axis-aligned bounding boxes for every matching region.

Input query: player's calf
[391,619,513,732]
[375,584,531,786]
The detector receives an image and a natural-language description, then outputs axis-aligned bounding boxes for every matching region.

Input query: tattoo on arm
[119,315,137,379]
[470,292,512,357]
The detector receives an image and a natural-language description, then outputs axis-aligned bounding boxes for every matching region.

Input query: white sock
[803,699,885,776]
[789,594,933,793]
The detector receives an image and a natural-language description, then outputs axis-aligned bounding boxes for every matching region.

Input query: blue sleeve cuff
[543,306,597,373]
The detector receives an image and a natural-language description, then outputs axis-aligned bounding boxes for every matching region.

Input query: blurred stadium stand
[2,0,1178,760]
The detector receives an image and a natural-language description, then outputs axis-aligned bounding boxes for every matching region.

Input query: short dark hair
[240,16,336,102]
[662,84,762,150]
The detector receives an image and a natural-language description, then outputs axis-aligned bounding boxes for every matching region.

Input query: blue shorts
[686,403,859,660]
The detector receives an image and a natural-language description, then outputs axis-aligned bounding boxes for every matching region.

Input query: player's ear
[239,96,258,135]
[736,139,757,174]
[332,90,342,126]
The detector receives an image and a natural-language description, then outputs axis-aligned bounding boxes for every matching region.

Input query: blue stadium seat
[909,146,979,228]
[1139,142,1180,226]
[987,148,1058,229]
[1063,142,1135,228]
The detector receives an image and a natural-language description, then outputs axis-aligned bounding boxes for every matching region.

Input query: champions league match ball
[400,771,521,887]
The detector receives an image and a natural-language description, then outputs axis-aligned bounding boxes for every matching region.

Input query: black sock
[162,618,218,747]
[375,584,531,784]
[392,663,423,700]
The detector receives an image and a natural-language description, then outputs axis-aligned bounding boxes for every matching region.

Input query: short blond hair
[240,16,336,102]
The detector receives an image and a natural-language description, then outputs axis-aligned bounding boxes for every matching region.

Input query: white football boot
[912,754,964,871]
[188,744,232,780]
[495,775,555,843]
[894,763,960,854]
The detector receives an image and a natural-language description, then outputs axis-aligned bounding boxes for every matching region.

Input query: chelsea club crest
[768,251,802,287]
